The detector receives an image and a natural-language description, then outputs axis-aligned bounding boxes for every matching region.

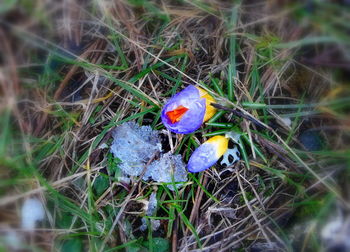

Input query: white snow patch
[280,117,292,127]
[3,229,23,250]
[21,198,45,230]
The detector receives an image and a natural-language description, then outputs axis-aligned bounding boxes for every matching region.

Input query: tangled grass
[0,0,350,251]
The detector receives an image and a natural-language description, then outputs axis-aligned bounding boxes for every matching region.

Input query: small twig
[172,217,178,252]
[185,174,208,237]
[210,103,270,130]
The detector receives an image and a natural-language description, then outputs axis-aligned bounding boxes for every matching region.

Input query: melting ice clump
[110,122,187,189]
[140,191,160,231]
[110,122,161,176]
[144,153,187,189]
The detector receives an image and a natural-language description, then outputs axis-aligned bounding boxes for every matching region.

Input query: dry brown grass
[0,0,349,251]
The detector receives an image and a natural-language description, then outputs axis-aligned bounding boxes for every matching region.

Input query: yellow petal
[206,135,229,158]
[195,86,217,122]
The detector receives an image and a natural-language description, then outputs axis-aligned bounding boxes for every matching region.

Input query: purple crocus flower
[161,85,216,134]
[187,136,228,173]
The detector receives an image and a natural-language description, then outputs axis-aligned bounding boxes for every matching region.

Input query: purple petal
[187,143,219,173]
[161,85,206,134]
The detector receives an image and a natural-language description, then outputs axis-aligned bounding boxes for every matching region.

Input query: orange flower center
[166,105,189,124]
